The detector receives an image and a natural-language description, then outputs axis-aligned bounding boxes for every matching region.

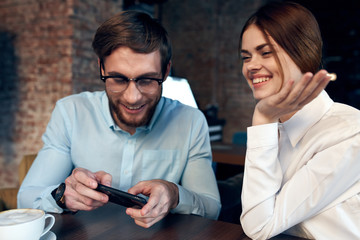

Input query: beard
[107,94,160,129]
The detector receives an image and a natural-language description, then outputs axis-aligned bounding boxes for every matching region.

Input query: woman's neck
[279,110,297,123]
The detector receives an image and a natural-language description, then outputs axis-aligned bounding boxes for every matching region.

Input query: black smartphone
[96,184,147,209]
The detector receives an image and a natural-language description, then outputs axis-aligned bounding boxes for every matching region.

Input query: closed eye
[240,52,251,62]
[137,78,155,86]
[241,56,251,61]
[262,51,272,56]
[112,76,128,84]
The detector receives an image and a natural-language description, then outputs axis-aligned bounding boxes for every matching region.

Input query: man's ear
[98,58,104,75]
[163,61,172,82]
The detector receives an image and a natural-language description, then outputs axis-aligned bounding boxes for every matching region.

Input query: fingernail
[327,73,337,81]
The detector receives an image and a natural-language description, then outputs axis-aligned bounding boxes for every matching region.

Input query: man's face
[102,47,166,134]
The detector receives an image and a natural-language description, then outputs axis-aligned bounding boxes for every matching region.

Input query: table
[50,203,306,240]
[211,142,246,166]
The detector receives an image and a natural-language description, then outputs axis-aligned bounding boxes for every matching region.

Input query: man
[18,11,221,228]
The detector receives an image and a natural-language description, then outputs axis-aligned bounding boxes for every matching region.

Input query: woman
[239,2,360,239]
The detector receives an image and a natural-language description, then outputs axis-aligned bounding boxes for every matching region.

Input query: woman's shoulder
[326,102,360,127]
[307,102,360,143]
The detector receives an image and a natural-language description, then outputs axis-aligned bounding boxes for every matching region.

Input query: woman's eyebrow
[240,49,250,54]
[240,43,269,54]
[256,43,269,51]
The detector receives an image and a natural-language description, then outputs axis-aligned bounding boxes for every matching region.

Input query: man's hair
[92,10,172,77]
[239,1,322,79]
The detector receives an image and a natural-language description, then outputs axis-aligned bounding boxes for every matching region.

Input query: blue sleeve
[17,101,74,213]
[172,112,221,219]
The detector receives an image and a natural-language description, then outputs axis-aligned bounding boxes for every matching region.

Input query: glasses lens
[137,79,159,93]
[107,78,159,93]
[107,78,128,93]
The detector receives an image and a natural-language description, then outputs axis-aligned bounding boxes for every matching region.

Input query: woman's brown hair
[239,1,322,79]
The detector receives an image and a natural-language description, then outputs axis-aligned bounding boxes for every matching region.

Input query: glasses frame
[99,62,164,93]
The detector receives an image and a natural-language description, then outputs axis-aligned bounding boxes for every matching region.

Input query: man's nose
[122,81,142,103]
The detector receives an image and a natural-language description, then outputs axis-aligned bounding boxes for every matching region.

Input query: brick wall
[1,0,358,189]
[161,0,360,146]
[161,0,266,142]
[0,0,123,188]
[0,0,266,188]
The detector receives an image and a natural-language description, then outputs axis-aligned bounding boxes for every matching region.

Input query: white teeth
[253,77,270,84]
[127,106,141,110]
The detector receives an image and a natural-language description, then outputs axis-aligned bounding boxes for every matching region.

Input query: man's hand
[252,70,332,125]
[63,167,112,212]
[125,179,179,228]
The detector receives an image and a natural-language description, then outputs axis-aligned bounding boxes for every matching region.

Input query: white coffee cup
[0,208,55,240]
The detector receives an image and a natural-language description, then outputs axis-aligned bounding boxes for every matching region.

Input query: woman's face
[240,24,303,100]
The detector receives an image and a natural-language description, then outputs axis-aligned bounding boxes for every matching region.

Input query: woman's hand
[252,70,332,125]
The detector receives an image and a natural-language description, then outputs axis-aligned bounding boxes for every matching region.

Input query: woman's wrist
[252,107,279,126]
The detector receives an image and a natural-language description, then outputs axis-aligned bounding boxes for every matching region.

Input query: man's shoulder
[156,97,207,130]
[162,97,203,116]
[57,91,105,107]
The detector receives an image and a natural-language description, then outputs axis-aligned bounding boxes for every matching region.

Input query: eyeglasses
[100,64,164,94]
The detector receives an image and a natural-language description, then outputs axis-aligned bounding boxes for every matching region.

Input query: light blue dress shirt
[18,91,221,219]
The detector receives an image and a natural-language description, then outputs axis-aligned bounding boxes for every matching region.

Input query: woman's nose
[246,56,262,71]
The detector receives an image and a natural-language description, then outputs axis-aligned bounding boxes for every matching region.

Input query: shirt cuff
[37,185,64,213]
[170,183,192,214]
[247,123,278,148]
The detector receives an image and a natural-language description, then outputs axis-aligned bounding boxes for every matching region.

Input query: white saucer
[40,231,56,240]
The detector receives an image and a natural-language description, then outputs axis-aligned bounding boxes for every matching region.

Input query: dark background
[128,0,360,109]
[294,0,360,109]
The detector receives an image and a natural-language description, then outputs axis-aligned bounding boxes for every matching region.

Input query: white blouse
[240,91,360,239]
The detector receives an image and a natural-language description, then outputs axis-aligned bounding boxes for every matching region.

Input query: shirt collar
[101,91,115,129]
[101,92,165,133]
[281,91,334,147]
[140,97,165,132]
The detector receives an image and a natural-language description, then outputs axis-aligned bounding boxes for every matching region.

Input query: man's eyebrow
[107,71,126,76]
[106,71,161,77]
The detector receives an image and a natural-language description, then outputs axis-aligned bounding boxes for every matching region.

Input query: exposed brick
[162,0,266,143]
[1,0,268,189]
[0,0,123,188]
